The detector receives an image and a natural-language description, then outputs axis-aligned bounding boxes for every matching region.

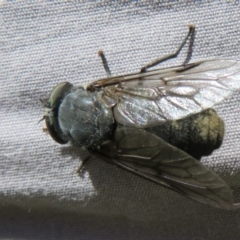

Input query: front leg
[98,50,112,77]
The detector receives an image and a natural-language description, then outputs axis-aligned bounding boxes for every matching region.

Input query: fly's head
[41,82,73,144]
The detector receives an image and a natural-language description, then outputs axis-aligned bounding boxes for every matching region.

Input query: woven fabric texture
[0,1,240,239]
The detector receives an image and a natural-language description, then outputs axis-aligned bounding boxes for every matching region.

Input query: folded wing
[97,59,240,127]
[97,127,237,209]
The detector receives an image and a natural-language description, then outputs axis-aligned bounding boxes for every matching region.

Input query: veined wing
[96,127,238,210]
[91,59,240,127]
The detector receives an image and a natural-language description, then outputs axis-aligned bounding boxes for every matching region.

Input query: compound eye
[45,82,73,144]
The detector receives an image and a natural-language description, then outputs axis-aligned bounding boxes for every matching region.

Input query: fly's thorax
[58,88,115,148]
[147,109,224,160]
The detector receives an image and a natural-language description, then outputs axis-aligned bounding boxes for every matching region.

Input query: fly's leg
[76,154,91,176]
[140,24,195,73]
[98,50,112,77]
[182,25,195,66]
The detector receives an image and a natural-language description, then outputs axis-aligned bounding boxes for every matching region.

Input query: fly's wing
[96,127,237,210]
[93,59,240,127]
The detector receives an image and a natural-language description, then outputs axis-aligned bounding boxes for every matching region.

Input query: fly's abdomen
[58,88,115,148]
[147,109,224,160]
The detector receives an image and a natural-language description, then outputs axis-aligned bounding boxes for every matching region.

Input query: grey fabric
[1,1,240,239]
